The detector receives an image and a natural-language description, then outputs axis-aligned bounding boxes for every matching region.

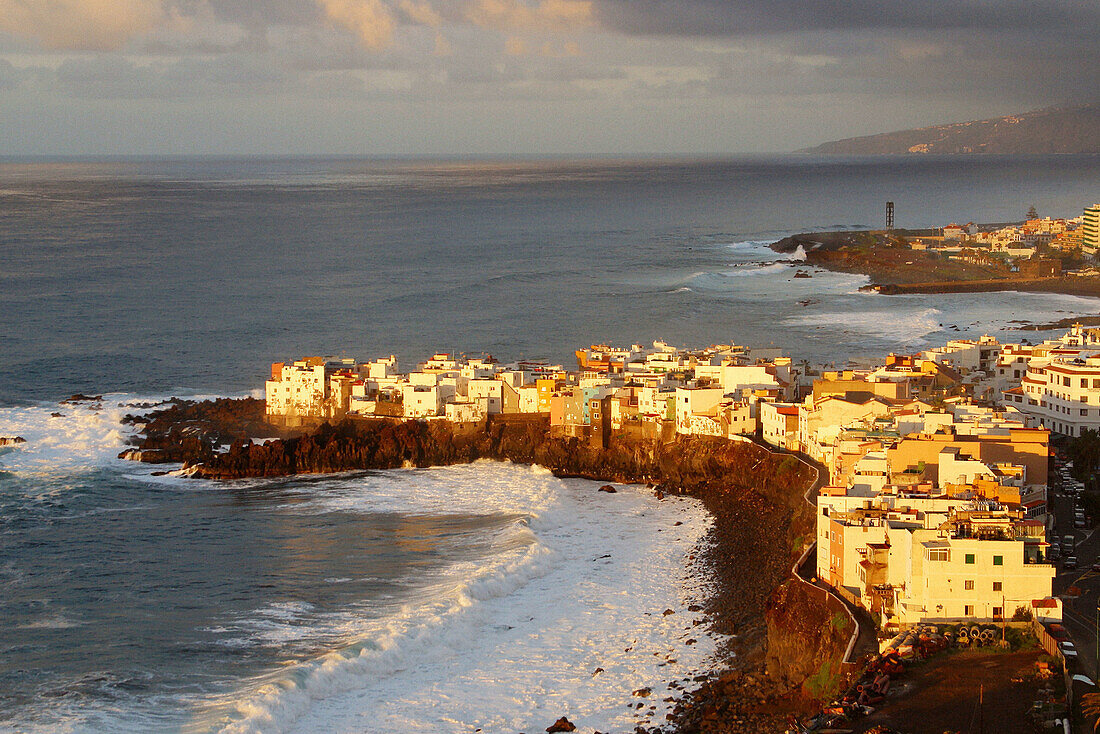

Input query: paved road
[1049,463,1100,682]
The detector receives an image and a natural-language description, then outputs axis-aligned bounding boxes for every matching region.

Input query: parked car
[1075,519,1086,528]
[1091,561,1100,572]
[1064,535,1076,548]
[1065,556,1078,569]
[1061,641,1078,659]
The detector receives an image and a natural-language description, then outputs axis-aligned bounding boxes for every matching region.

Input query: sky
[0,0,1097,156]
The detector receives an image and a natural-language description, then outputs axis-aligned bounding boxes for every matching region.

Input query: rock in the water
[60,394,102,404]
[546,716,576,732]
[662,608,675,616]
[633,687,652,697]
[598,484,617,493]
[0,436,26,446]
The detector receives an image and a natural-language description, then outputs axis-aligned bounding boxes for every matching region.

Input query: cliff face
[765,578,854,698]
[800,105,1100,155]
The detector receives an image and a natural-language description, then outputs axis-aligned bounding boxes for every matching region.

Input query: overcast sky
[1,0,1097,155]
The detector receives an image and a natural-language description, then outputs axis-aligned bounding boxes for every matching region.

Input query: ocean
[1,155,1099,732]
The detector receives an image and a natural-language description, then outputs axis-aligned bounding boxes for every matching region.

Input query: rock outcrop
[0,436,26,446]
[118,397,279,464]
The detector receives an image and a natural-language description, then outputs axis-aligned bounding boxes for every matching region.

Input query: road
[1049,461,1100,683]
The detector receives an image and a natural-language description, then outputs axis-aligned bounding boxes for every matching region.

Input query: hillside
[801,105,1100,155]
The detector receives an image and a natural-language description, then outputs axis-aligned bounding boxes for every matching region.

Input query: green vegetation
[803,658,844,700]
[1066,428,1100,482]
[829,610,850,634]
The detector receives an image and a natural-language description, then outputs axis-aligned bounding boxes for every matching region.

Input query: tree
[1082,692,1100,731]
[1027,204,1039,220]
[1067,428,1100,480]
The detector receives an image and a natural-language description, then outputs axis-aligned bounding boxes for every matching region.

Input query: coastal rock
[598,484,617,493]
[121,397,279,465]
[0,436,26,446]
[546,716,576,732]
[60,394,102,404]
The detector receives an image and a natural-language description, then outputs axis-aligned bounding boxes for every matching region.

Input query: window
[993,607,1004,620]
[965,553,975,564]
[964,580,975,590]
[964,605,975,616]
[928,548,949,562]
[1082,409,1088,416]
[993,555,1003,566]
[993,581,1002,592]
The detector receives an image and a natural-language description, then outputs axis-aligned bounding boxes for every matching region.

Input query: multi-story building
[1082,203,1100,251]
[265,357,359,424]
[817,487,1056,628]
[1011,355,1100,437]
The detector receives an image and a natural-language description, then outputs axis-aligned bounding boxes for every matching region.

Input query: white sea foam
[191,463,715,734]
[785,306,945,345]
[0,392,246,480]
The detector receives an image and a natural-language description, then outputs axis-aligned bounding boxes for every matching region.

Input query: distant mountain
[800,105,1100,155]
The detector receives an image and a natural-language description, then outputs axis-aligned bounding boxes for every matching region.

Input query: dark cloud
[594,0,1099,37]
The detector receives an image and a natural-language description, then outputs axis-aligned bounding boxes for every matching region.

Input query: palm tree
[1081,691,1100,731]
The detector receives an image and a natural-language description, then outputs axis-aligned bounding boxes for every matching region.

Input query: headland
[113,320,1093,731]
[771,204,1100,304]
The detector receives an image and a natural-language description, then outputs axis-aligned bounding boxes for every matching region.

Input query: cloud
[0,0,164,51]
[317,0,398,48]
[399,0,443,26]
[593,0,1099,37]
[463,0,594,31]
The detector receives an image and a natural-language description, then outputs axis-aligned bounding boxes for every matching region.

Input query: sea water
[3,155,1100,732]
[0,399,713,733]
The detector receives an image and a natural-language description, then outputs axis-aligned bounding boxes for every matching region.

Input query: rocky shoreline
[771,230,1100,300]
[121,400,855,731]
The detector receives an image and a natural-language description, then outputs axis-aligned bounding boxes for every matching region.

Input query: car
[1061,641,1078,659]
[1065,556,1078,569]
[1065,535,1076,547]
[1076,519,1087,528]
[1092,562,1100,572]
